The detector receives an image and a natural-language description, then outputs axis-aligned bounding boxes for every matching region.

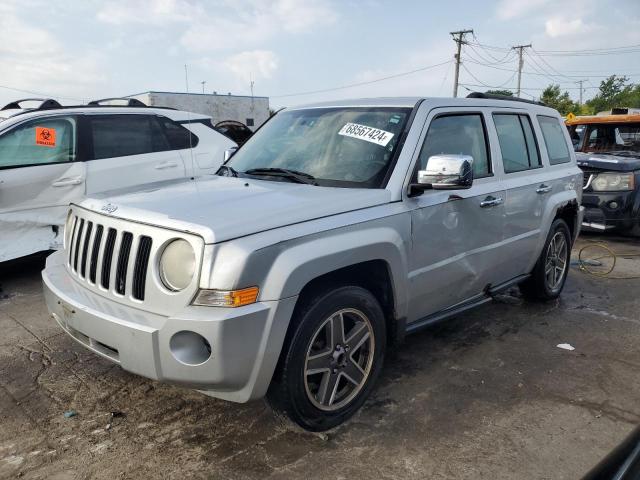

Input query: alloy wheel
[545,231,568,291]
[304,308,375,411]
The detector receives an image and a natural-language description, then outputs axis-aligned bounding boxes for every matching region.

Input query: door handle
[52,176,83,187]
[536,184,552,194]
[154,161,178,170]
[480,196,504,208]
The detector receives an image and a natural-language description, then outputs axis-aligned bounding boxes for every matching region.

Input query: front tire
[520,218,571,301]
[267,286,386,431]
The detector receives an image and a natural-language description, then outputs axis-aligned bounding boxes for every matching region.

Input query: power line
[536,43,640,53]
[461,57,640,80]
[468,41,640,56]
[459,82,597,91]
[469,34,516,64]
[461,63,515,90]
[0,84,84,102]
[528,49,576,82]
[270,59,452,99]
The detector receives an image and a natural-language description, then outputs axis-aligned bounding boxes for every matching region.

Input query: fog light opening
[608,201,619,210]
[169,331,212,366]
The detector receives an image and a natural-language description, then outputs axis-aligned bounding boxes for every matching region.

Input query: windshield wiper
[244,168,318,185]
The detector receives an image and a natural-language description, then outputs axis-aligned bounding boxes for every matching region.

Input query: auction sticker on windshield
[338,123,394,147]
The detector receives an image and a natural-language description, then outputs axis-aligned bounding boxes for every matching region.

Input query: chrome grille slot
[89,225,103,284]
[101,228,117,289]
[80,221,93,278]
[132,236,152,301]
[73,219,85,272]
[68,216,78,266]
[115,232,133,295]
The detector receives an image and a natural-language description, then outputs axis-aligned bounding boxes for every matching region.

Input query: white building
[127,91,270,131]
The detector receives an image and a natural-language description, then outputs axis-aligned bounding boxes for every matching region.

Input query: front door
[407,110,506,322]
[0,115,85,260]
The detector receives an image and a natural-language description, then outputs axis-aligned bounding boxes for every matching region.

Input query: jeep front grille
[68,216,152,301]
[64,206,204,314]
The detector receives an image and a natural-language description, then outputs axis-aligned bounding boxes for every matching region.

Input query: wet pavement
[1,234,639,479]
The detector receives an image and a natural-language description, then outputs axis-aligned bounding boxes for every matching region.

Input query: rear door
[407,108,507,321]
[0,114,85,260]
[490,111,549,280]
[84,114,188,195]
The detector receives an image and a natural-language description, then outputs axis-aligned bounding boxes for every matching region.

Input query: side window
[89,115,168,160]
[493,114,541,173]
[418,114,490,177]
[0,116,76,168]
[157,117,199,150]
[538,115,571,164]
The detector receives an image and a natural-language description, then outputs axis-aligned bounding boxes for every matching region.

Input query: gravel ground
[1,233,639,479]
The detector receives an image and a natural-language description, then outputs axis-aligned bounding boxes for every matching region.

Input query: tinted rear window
[538,115,571,164]
[90,115,167,160]
[493,114,541,173]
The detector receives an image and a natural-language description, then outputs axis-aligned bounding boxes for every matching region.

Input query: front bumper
[581,190,639,233]
[42,251,297,402]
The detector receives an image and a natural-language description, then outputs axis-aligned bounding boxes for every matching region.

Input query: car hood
[576,152,640,172]
[78,176,391,244]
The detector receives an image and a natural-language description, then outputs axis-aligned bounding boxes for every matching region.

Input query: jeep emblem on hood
[101,203,118,214]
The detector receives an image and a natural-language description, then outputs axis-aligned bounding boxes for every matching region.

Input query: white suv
[0,98,236,262]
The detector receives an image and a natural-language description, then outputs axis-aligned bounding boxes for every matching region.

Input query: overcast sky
[1,0,639,109]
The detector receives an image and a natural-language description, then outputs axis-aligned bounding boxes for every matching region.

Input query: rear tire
[520,218,571,301]
[267,285,386,431]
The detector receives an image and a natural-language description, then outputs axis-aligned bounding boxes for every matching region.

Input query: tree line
[487,75,640,116]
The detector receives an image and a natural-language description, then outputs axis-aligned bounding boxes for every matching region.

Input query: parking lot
[0,233,639,479]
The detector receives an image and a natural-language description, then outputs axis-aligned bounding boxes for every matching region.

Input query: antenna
[250,73,255,112]
[200,80,206,94]
[184,64,195,180]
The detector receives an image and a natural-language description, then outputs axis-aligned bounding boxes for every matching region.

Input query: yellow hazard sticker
[35,127,56,147]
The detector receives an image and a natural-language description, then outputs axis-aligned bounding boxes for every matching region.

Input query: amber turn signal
[192,287,259,307]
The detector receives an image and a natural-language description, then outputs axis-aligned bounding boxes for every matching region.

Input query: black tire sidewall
[538,219,571,298]
[281,286,386,431]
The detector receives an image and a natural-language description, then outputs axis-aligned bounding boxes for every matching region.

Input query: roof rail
[88,97,147,107]
[466,92,546,106]
[1,98,63,111]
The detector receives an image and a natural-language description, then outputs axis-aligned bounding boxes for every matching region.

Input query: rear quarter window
[538,115,571,165]
[158,117,199,150]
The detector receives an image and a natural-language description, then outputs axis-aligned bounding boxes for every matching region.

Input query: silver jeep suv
[42,94,584,431]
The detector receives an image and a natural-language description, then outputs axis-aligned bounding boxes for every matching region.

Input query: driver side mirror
[224,147,238,162]
[408,154,474,197]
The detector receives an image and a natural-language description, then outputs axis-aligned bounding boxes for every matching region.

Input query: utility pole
[200,81,206,94]
[450,29,473,98]
[512,44,532,98]
[576,79,586,105]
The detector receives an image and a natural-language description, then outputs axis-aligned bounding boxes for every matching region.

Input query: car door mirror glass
[417,154,474,190]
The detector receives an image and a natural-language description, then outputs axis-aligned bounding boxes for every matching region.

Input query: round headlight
[159,239,196,291]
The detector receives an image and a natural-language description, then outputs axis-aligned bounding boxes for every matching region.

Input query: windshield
[224,107,412,188]
[572,122,640,154]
